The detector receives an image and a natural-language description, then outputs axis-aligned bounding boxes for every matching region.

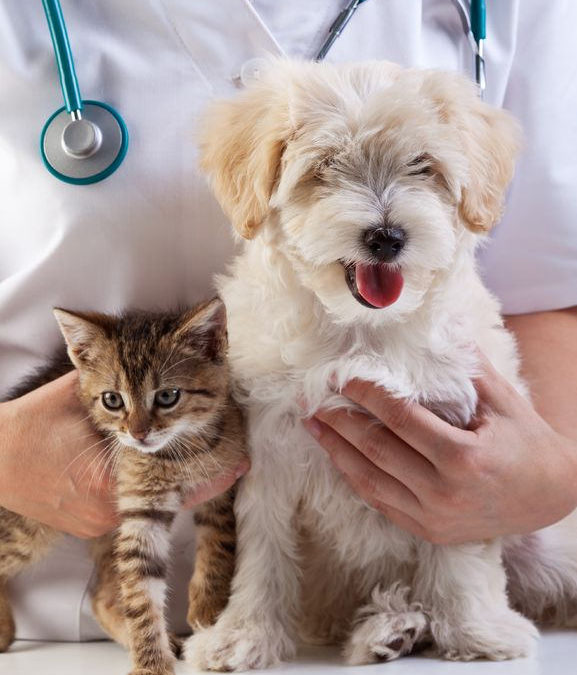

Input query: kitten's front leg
[187,487,236,630]
[414,540,538,661]
[115,490,180,675]
[184,457,302,671]
[0,510,58,652]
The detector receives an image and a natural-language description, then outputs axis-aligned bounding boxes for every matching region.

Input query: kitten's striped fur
[0,299,246,675]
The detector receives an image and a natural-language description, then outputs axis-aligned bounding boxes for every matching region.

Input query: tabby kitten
[0,298,246,675]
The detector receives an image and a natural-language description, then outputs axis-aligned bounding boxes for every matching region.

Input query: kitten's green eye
[154,388,181,408]
[102,391,125,411]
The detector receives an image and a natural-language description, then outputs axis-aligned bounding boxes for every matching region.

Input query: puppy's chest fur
[236,319,479,563]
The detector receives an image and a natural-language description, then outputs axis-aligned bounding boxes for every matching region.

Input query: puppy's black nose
[363,227,406,262]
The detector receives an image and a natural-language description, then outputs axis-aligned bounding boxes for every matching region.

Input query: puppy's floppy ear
[421,72,522,233]
[199,74,292,240]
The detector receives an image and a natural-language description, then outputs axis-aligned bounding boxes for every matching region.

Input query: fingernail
[302,417,322,440]
[235,460,250,478]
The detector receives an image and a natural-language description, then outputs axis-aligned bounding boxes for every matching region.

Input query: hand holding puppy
[304,353,577,544]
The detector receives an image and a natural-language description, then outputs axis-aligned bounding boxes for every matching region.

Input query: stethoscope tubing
[315,0,369,62]
[42,0,83,115]
[316,0,486,97]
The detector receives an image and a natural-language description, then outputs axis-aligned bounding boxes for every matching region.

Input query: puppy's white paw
[436,609,539,661]
[344,584,430,665]
[345,609,429,665]
[184,619,296,672]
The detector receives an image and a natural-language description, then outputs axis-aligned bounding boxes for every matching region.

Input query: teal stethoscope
[40,0,486,185]
[316,0,486,91]
[41,0,129,185]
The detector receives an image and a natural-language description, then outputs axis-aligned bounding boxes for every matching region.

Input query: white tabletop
[2,632,575,675]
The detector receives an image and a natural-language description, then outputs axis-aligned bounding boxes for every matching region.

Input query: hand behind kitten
[0,371,248,538]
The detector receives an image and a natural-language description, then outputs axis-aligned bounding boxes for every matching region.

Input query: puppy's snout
[362,227,406,262]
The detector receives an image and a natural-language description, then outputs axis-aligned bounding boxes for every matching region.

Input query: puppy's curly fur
[185,60,577,670]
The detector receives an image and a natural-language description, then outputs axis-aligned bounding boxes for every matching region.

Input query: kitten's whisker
[79,435,114,455]
[56,435,113,484]
[80,439,116,495]
[86,443,115,498]
[169,442,193,485]
[168,439,199,484]
[158,342,179,379]
[110,440,124,478]
[93,442,120,497]
[172,437,213,483]
[160,355,197,377]
[69,413,93,428]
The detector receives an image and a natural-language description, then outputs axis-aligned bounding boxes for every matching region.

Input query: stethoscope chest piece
[41,0,129,185]
[41,101,128,185]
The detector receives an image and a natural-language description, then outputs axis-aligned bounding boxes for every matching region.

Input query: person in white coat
[0,0,576,642]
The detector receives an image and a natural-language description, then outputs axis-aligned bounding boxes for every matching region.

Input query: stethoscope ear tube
[317,0,487,98]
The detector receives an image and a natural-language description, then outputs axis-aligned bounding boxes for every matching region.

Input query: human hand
[302,355,577,544]
[0,371,118,538]
[0,371,250,537]
[182,460,250,509]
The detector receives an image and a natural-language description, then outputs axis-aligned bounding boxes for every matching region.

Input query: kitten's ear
[176,298,227,362]
[53,308,112,368]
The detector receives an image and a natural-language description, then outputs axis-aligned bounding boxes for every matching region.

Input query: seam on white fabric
[240,0,286,56]
[77,553,98,641]
[155,0,214,94]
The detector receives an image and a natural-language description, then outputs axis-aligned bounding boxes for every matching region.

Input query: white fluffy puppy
[185,60,577,670]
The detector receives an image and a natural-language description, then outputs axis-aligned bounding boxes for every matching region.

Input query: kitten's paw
[0,630,14,654]
[168,633,184,660]
[344,606,429,664]
[0,623,15,653]
[128,656,175,675]
[184,619,295,671]
[0,599,15,653]
[436,609,539,661]
[187,586,224,630]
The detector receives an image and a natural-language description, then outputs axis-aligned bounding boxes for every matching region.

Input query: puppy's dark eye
[407,154,434,177]
[154,388,181,408]
[102,391,124,410]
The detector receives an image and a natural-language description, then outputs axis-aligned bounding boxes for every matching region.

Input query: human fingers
[312,407,437,492]
[55,508,118,539]
[62,464,118,538]
[472,350,529,418]
[341,379,476,464]
[367,500,430,541]
[182,460,250,508]
[302,417,423,520]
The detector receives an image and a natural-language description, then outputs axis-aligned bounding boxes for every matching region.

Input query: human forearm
[505,307,577,443]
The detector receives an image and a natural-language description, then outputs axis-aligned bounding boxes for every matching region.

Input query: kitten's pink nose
[130,428,150,442]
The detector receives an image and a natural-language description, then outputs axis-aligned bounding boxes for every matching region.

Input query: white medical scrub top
[0,0,576,641]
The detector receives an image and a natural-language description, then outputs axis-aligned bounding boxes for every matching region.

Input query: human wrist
[0,399,15,502]
[552,431,577,518]
[565,435,577,508]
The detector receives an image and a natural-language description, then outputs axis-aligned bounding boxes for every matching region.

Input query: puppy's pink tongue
[356,264,404,308]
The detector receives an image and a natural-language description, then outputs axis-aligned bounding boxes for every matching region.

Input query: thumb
[182,460,249,509]
[473,348,525,417]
